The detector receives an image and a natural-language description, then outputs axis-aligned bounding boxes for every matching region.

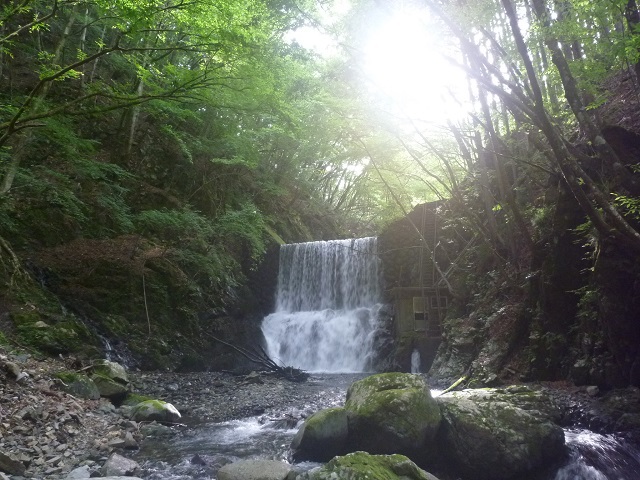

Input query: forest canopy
[1,0,640,367]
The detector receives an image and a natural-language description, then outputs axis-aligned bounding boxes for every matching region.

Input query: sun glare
[362,6,469,124]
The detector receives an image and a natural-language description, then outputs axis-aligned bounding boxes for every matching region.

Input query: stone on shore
[217,459,292,480]
[101,453,140,477]
[130,399,181,423]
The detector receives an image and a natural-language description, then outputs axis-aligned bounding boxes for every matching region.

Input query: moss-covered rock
[291,407,348,461]
[436,387,565,480]
[56,372,100,400]
[298,451,441,480]
[92,359,129,383]
[92,373,129,402]
[130,399,181,423]
[344,373,441,455]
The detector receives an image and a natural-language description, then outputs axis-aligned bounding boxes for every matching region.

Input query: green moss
[10,308,42,326]
[122,393,154,406]
[316,452,433,480]
[16,317,99,356]
[56,371,83,383]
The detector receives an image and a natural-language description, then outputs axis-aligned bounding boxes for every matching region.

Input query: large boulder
[436,387,565,480]
[130,399,181,423]
[344,373,441,455]
[217,459,291,480]
[297,451,441,480]
[90,359,129,402]
[92,374,129,401]
[291,407,349,461]
[93,359,129,383]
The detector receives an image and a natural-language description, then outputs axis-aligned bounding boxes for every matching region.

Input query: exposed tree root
[0,234,27,288]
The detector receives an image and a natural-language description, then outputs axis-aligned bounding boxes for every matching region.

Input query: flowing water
[553,429,640,480]
[136,375,640,480]
[261,237,383,372]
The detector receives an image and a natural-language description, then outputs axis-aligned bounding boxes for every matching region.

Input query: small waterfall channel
[261,237,383,372]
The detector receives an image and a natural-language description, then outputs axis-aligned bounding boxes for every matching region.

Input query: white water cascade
[411,349,421,374]
[261,237,382,372]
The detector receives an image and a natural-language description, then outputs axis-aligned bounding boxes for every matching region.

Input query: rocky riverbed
[0,345,361,479]
[2,343,640,480]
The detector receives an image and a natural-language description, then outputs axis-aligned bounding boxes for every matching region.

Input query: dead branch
[207,334,309,382]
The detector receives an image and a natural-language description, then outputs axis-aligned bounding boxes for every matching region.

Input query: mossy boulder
[56,372,100,400]
[92,373,129,402]
[297,451,441,480]
[436,387,566,480]
[130,399,181,424]
[291,407,348,461]
[344,373,441,455]
[92,359,129,384]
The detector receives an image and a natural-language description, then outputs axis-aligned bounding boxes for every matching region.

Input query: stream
[133,373,640,480]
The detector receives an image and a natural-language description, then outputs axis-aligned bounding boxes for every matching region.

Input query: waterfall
[411,349,421,374]
[261,237,382,372]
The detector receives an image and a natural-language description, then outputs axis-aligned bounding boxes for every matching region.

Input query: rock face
[436,387,566,480]
[297,451,440,480]
[291,407,348,461]
[130,399,181,423]
[217,459,291,480]
[344,373,441,455]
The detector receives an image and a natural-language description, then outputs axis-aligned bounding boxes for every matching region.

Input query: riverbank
[2,344,640,479]
[0,344,361,479]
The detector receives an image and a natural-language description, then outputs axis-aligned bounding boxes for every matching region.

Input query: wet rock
[291,407,348,461]
[297,452,440,480]
[101,452,140,477]
[217,459,291,480]
[437,388,565,480]
[190,454,207,466]
[130,400,181,423]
